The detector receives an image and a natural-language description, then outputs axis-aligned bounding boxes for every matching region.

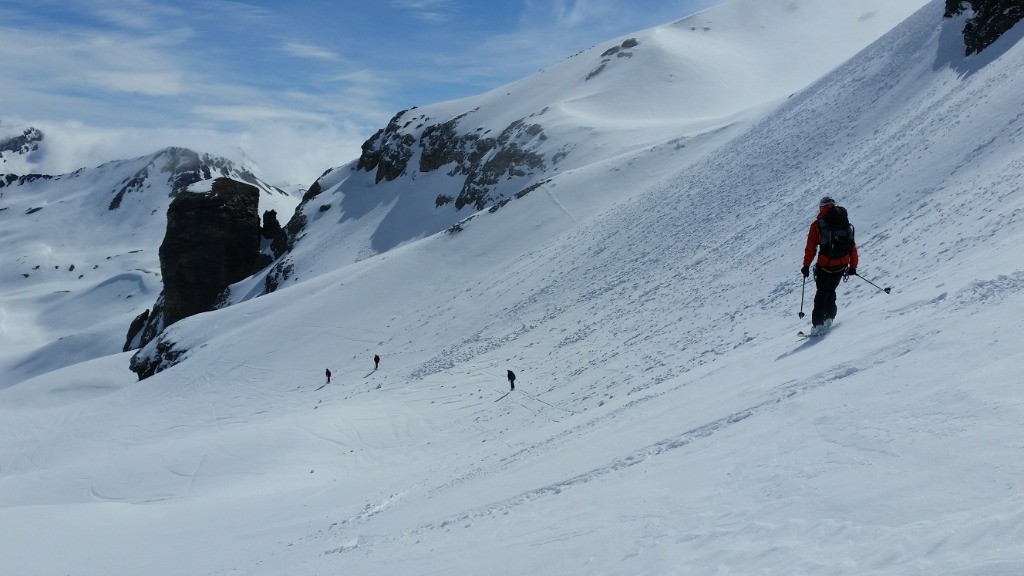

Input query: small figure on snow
[374,354,380,370]
[801,196,859,336]
[325,368,332,383]
[507,370,516,391]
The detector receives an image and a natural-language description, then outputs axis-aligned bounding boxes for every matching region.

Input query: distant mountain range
[0,144,296,386]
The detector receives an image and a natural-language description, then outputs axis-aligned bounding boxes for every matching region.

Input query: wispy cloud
[84,70,184,96]
[192,105,329,124]
[88,1,184,30]
[281,41,344,63]
[0,24,191,100]
[390,0,457,24]
[2,0,722,185]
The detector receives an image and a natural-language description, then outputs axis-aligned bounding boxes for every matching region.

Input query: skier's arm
[803,221,820,268]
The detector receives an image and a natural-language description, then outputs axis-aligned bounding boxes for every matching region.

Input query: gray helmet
[819,196,835,207]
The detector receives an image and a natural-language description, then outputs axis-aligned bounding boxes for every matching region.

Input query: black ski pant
[812,267,845,326]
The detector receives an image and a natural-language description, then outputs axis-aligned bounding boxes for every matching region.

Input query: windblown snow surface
[3,1,1024,574]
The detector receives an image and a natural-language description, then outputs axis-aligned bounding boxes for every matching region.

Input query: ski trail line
[359,358,880,546]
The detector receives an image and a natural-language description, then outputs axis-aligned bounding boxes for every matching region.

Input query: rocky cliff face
[356,108,550,212]
[127,177,266,378]
[0,126,43,162]
[267,106,559,294]
[945,0,1024,55]
[159,177,262,326]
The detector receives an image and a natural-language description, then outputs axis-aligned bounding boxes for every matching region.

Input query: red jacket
[803,205,859,271]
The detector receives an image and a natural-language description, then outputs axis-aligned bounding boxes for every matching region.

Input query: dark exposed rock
[123,308,151,352]
[129,335,186,380]
[945,0,1024,55]
[351,110,550,210]
[279,107,555,257]
[262,209,290,260]
[127,177,263,379]
[454,120,546,211]
[0,127,43,158]
[261,209,283,239]
[356,110,418,183]
[264,259,294,295]
[586,62,609,81]
[1,173,53,189]
[356,106,546,193]
[419,112,475,173]
[591,38,639,79]
[300,179,323,203]
[159,177,262,327]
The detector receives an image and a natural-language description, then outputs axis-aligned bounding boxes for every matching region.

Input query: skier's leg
[823,271,842,320]
[811,269,828,325]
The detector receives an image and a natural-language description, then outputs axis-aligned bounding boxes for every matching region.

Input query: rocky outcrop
[588,38,640,80]
[945,0,1024,55]
[356,110,418,184]
[158,177,262,327]
[355,109,550,211]
[0,127,43,160]
[123,308,151,352]
[127,177,265,378]
[0,173,53,189]
[129,334,187,381]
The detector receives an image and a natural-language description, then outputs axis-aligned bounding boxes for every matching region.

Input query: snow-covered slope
[3,1,1024,575]
[0,147,297,387]
[271,0,928,286]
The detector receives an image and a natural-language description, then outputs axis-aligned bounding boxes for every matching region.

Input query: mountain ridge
[3,1,1024,574]
[0,145,297,387]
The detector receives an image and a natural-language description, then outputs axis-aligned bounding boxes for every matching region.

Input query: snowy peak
[105,146,290,211]
[0,123,44,174]
[272,0,929,290]
[0,146,298,388]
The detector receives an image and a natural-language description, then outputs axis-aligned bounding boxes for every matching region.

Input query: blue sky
[0,0,719,184]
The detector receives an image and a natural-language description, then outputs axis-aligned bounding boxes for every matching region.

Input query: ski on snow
[797,323,836,339]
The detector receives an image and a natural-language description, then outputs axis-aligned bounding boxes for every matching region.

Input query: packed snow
[2,1,1023,575]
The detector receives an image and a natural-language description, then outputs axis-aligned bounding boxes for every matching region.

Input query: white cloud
[282,41,344,63]
[390,0,456,23]
[89,1,184,31]
[84,70,185,96]
[192,105,329,124]
[21,117,369,188]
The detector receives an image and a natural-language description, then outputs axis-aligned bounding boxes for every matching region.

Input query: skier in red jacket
[802,196,859,335]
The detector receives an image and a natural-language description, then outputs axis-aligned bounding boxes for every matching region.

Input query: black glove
[847,267,857,276]
[801,265,809,278]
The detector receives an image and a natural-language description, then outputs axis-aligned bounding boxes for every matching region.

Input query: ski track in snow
[316,326,932,556]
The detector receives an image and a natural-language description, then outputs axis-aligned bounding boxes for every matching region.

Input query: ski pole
[852,272,891,294]
[798,275,807,318]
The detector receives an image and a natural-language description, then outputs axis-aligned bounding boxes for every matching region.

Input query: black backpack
[818,206,854,258]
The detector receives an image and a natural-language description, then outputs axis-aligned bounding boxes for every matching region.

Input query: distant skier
[374,354,380,370]
[801,196,858,336]
[325,368,332,384]
[507,370,516,391]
